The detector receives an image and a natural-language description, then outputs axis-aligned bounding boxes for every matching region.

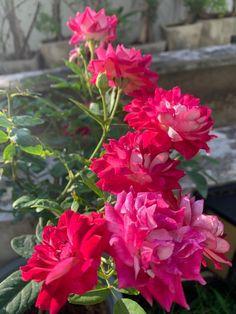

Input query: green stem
[89,88,122,160]
[88,40,95,60]
[81,56,93,98]
[89,128,106,160]
[100,91,108,121]
[56,171,80,202]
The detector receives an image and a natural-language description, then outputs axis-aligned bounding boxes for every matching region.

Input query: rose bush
[0,5,231,314]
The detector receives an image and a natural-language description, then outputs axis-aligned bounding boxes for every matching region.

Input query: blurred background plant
[139,0,160,43]
[183,0,228,23]
[35,0,63,42]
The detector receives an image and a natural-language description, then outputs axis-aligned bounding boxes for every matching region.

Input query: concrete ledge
[153,44,236,100]
[182,125,236,190]
[153,44,236,74]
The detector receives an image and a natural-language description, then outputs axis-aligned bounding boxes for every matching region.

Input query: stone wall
[1,0,233,57]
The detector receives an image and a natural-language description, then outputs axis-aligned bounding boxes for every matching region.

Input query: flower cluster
[106,190,230,311]
[20,6,231,314]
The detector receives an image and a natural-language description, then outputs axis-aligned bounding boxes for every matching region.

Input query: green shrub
[184,0,228,21]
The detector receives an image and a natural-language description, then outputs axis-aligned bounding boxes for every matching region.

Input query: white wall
[0,0,234,57]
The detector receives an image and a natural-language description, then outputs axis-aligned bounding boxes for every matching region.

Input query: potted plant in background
[198,0,236,47]
[0,0,41,74]
[164,0,228,50]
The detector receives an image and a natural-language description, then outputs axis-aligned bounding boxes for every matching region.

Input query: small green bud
[96,73,109,92]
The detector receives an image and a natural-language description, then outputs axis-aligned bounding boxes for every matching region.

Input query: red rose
[21,210,108,314]
[124,87,215,159]
[91,131,184,194]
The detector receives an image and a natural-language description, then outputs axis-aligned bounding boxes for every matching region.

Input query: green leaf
[10,128,39,147]
[20,144,44,156]
[65,60,83,75]
[69,287,110,305]
[32,199,60,213]
[0,113,12,129]
[114,298,146,314]
[89,102,102,116]
[13,196,61,215]
[187,171,208,198]
[70,98,103,127]
[12,116,44,127]
[0,130,8,144]
[117,288,140,296]
[0,271,40,314]
[36,218,44,242]
[106,88,116,114]
[13,195,34,210]
[3,143,16,161]
[11,235,37,259]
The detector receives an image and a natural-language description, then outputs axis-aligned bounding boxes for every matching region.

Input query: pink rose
[91,131,184,194]
[88,44,158,96]
[105,190,231,312]
[124,87,215,159]
[180,195,231,269]
[105,190,206,312]
[21,210,108,314]
[67,7,117,45]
